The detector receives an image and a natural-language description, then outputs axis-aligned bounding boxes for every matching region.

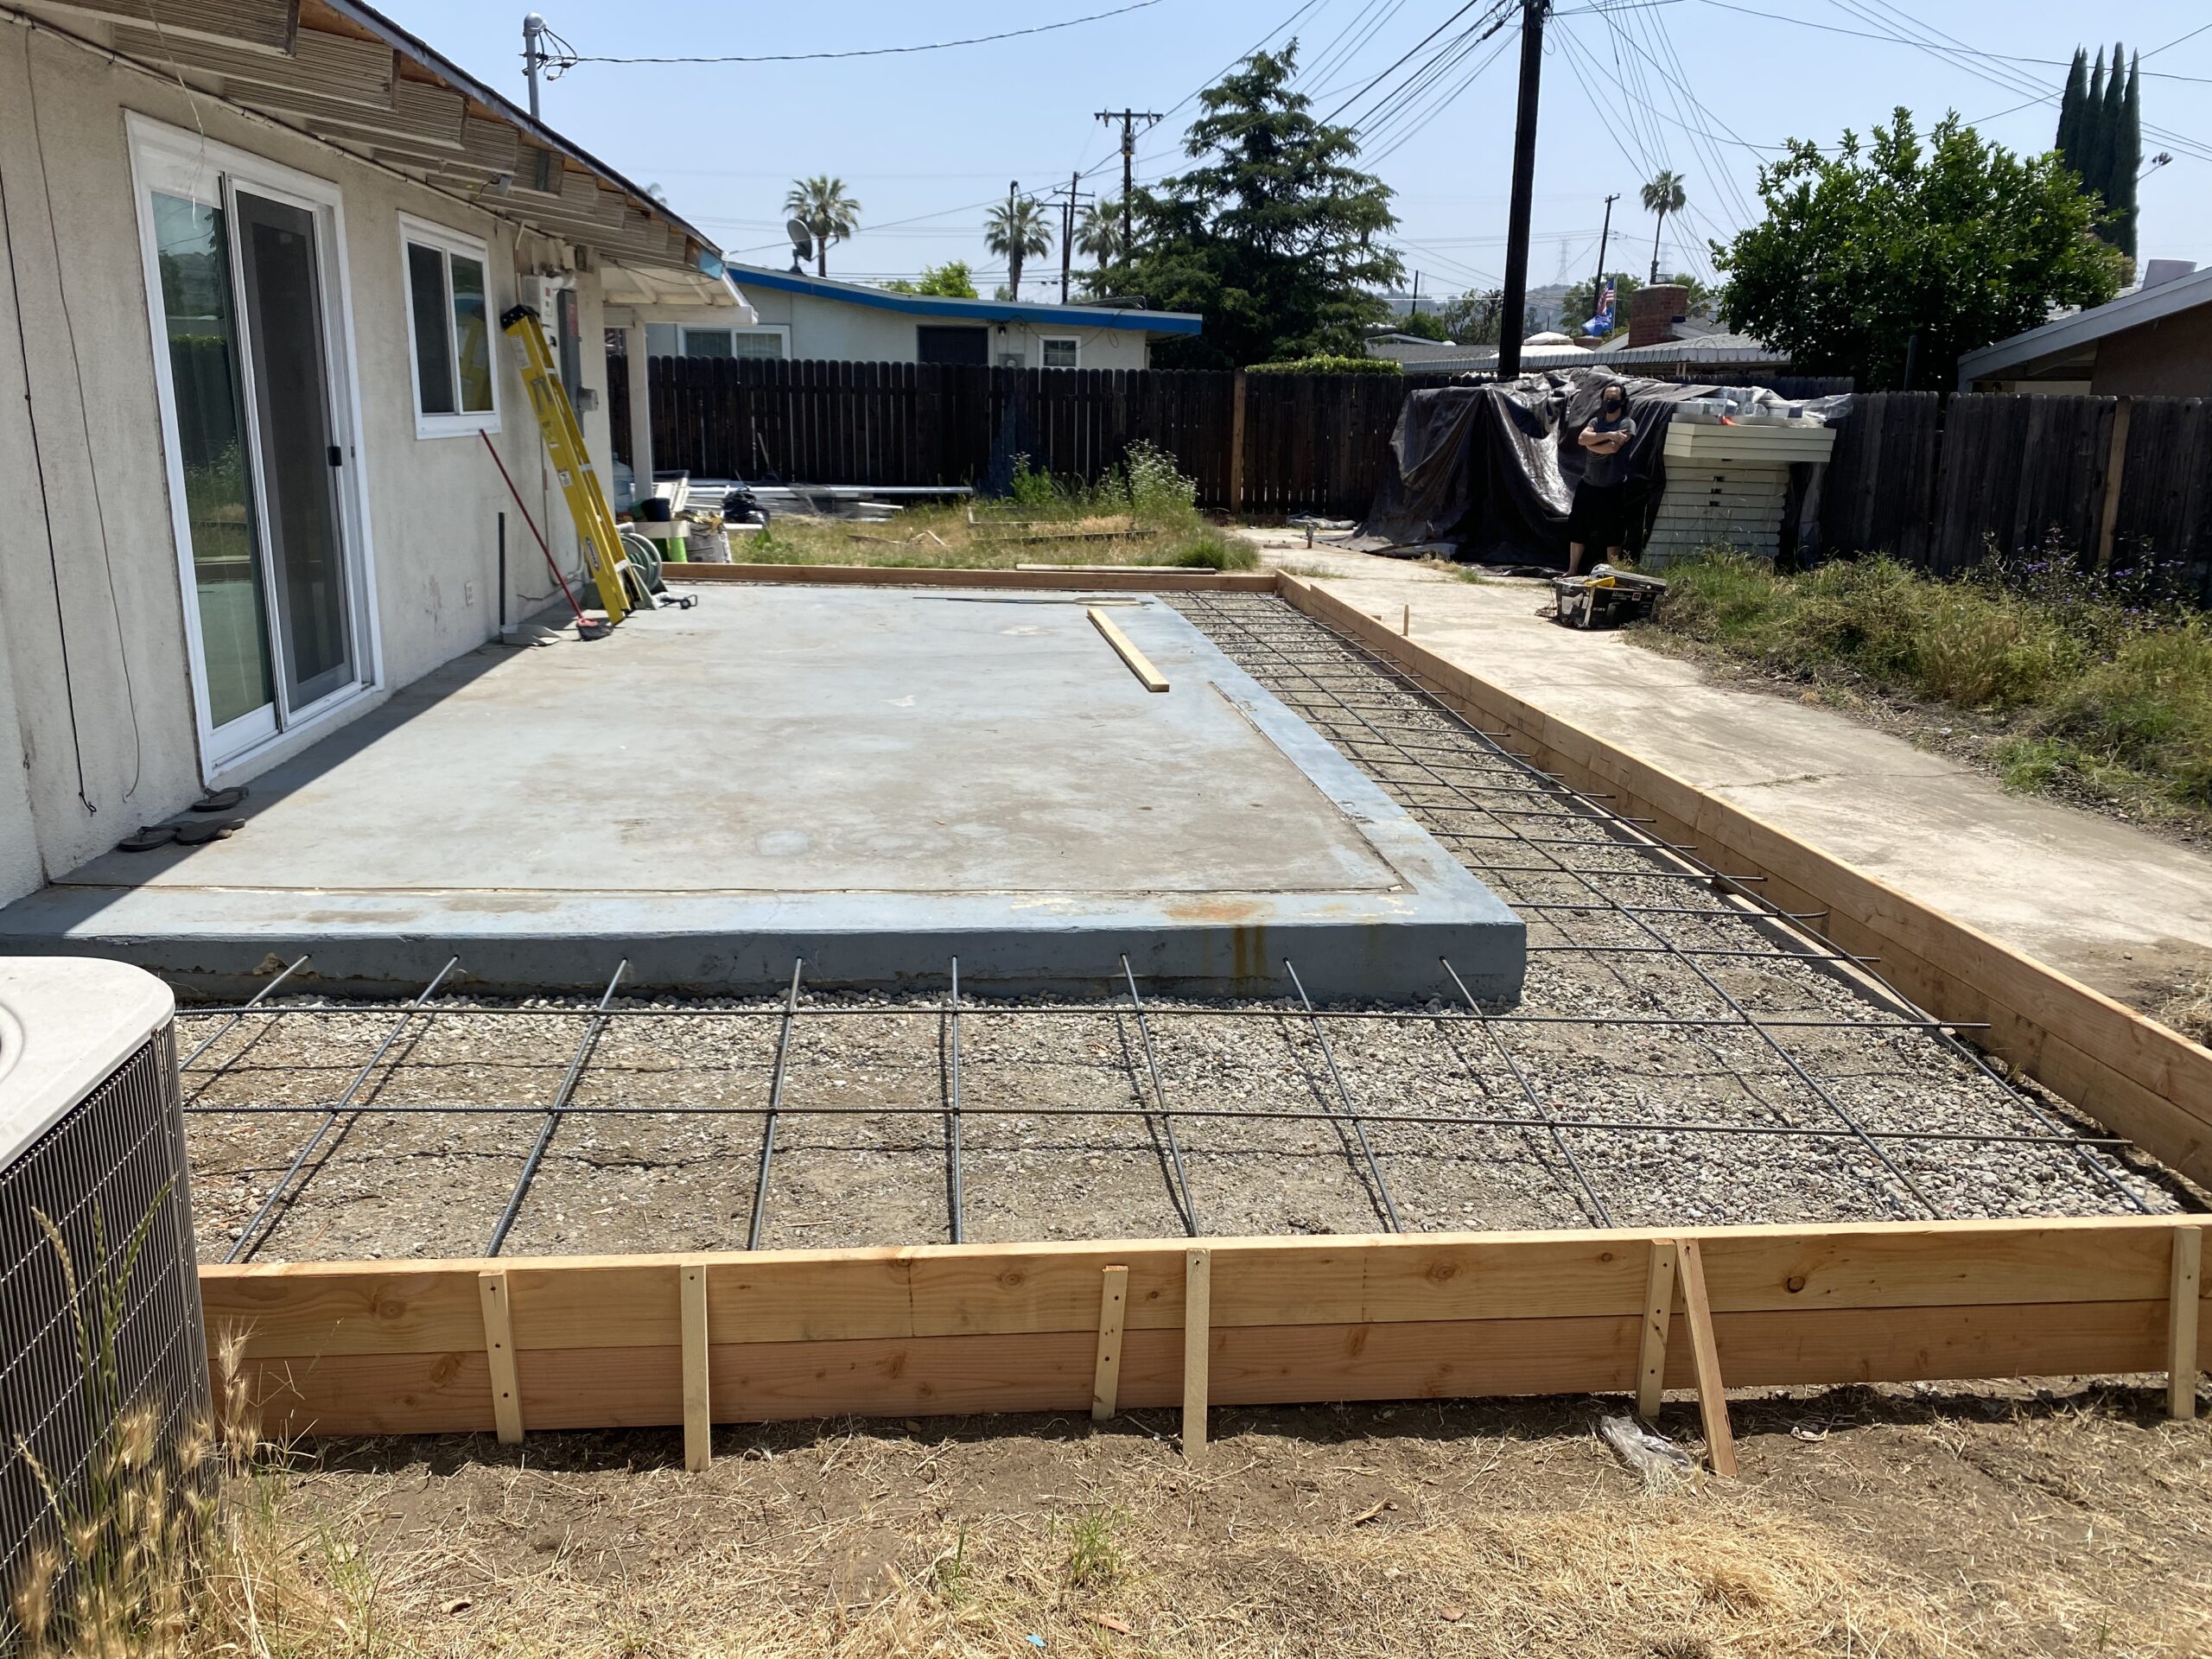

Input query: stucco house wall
[0,23,606,900]
[731,287,1156,370]
[2089,306,2212,397]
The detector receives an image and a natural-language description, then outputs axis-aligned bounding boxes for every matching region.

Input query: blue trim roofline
[724,263,1204,334]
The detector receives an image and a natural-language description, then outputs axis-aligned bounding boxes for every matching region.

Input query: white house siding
[731,288,1158,370]
[0,24,611,902]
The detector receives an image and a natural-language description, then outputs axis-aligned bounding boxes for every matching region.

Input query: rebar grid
[168,594,2176,1262]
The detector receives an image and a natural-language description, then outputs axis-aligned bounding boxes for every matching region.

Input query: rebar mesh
[171,596,2183,1263]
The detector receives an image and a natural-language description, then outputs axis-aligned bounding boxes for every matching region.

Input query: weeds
[1057,1510,1125,1593]
[1645,550,2212,821]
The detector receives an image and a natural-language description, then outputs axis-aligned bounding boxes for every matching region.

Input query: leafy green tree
[1103,44,1403,370]
[1389,309,1452,340]
[1432,289,1503,346]
[984,194,1053,300]
[882,261,978,298]
[1641,169,1687,284]
[784,176,860,277]
[1717,109,2122,390]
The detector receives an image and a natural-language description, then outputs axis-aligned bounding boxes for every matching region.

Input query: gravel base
[174,596,2190,1262]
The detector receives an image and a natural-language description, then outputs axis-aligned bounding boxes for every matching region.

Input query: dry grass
[181,1384,2212,1657]
[734,505,1255,574]
[2154,974,2212,1047]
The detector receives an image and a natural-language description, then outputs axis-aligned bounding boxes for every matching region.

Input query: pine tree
[2097,42,2127,207]
[2056,48,2088,163]
[2112,50,2141,258]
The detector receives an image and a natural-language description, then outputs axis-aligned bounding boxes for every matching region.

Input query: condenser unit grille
[0,1024,207,1633]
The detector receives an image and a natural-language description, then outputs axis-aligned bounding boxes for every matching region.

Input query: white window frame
[679,323,790,359]
[126,113,385,781]
[1039,335,1081,370]
[399,213,501,439]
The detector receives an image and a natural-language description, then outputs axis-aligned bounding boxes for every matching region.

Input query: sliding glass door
[132,120,369,770]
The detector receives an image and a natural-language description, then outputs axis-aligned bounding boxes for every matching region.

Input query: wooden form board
[1278,575,2212,1192]
[203,1217,2211,1439]
[671,563,1276,593]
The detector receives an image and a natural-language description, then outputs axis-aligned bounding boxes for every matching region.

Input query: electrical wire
[569,0,1166,65]
[1321,0,1504,124]
[1692,0,2212,86]
[23,31,142,801]
[0,42,93,818]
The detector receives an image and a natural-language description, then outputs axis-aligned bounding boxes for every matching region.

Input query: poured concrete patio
[0,588,1522,999]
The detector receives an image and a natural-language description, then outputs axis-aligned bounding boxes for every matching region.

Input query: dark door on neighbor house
[916,326,989,365]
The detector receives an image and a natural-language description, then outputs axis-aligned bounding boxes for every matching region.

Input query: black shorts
[1567,480,1630,548]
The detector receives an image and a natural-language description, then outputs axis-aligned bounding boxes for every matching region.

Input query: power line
[1322,0,1507,124]
[567,0,1166,64]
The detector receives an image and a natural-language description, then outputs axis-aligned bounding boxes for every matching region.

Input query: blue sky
[388,1,2212,300]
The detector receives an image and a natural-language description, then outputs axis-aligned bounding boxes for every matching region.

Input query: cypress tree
[2113,50,2141,257]
[2056,48,2088,165]
[2079,48,2110,218]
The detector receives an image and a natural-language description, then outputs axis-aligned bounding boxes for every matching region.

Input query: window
[1040,336,1079,370]
[400,216,497,435]
[694,327,785,359]
[917,325,988,365]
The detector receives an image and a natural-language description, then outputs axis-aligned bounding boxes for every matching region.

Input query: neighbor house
[0,0,747,906]
[1959,260,2212,395]
[682,264,1202,369]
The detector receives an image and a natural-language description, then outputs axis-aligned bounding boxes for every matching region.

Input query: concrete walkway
[1251,531,2212,1009]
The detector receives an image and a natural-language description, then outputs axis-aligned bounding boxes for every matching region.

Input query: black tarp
[1363,369,1840,565]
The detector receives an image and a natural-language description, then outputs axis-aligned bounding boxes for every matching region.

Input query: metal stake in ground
[225,956,459,1263]
[945,956,965,1244]
[1120,955,1201,1236]
[1284,959,1404,1233]
[747,959,805,1251]
[485,957,630,1256]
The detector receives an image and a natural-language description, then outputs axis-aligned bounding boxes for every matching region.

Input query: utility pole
[522,12,547,119]
[1496,0,1548,380]
[1048,171,1096,304]
[1409,270,1421,319]
[1588,192,1618,321]
[1005,180,1019,299]
[1095,108,1162,261]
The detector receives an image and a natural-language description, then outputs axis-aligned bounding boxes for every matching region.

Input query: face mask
[1602,395,1624,414]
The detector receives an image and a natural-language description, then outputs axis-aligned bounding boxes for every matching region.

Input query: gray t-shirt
[1580,412,1637,487]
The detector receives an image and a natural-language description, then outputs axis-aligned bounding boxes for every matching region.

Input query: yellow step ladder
[499,303,632,625]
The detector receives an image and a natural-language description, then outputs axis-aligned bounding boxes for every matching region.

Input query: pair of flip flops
[118,787,249,853]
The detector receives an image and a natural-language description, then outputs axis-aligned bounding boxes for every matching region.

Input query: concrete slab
[0,588,1523,1000]
[1255,534,2212,1007]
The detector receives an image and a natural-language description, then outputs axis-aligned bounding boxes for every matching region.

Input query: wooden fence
[1821,391,2212,581]
[609,357,1446,516]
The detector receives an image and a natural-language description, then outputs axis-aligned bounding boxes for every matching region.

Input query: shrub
[1246,355,1402,375]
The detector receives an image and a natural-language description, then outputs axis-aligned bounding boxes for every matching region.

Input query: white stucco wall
[724,287,1159,369]
[0,22,615,903]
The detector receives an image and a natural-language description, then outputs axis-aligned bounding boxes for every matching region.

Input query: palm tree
[784,175,861,277]
[1073,200,1123,270]
[985,192,1054,300]
[1642,169,1686,285]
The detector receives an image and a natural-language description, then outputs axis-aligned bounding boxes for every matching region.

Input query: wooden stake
[1637,1238,1677,1423]
[1087,607,1169,692]
[681,1257,712,1471]
[1091,1265,1129,1421]
[1184,1248,1211,1460]
[1675,1238,1737,1477]
[2171,1225,2202,1421]
[1402,604,1410,635]
[477,1269,524,1446]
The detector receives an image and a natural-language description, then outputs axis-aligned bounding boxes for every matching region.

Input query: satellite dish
[786,218,812,251]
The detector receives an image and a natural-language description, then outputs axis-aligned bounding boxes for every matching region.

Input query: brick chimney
[1628,284,1689,348]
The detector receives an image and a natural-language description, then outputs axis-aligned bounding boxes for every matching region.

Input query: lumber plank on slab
[1089,607,1170,692]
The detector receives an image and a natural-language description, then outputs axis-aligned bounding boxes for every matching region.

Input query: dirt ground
[248,1379,2211,1658]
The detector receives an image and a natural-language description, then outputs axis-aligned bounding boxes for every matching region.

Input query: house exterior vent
[0,960,204,1637]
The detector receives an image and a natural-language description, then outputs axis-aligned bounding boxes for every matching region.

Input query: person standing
[1567,381,1637,575]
